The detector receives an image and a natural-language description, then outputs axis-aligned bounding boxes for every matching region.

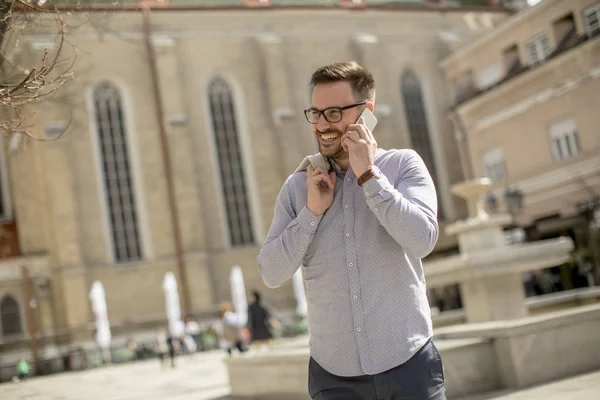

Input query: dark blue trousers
[308,339,446,400]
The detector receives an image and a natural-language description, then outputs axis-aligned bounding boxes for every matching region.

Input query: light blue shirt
[257,148,439,376]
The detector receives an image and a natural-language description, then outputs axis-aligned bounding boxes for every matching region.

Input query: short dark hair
[310,61,376,102]
[252,290,261,303]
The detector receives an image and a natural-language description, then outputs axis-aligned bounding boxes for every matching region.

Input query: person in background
[218,301,247,357]
[166,334,178,368]
[185,316,202,352]
[247,290,279,351]
[155,328,169,369]
[16,359,30,381]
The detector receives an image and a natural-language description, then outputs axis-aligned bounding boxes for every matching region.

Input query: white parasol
[89,281,112,363]
[162,272,184,337]
[229,266,248,327]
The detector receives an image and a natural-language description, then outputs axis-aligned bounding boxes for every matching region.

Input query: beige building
[442,0,600,261]
[0,0,508,370]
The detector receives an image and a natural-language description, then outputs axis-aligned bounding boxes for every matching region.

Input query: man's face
[310,81,362,159]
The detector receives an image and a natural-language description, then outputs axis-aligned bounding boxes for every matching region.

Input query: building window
[525,34,551,65]
[401,70,444,220]
[549,118,581,161]
[503,44,522,76]
[584,4,600,37]
[208,77,254,247]
[478,62,502,90]
[92,82,142,262]
[482,148,507,183]
[454,69,477,104]
[1,295,22,336]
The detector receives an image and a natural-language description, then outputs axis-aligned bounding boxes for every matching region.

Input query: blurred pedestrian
[16,359,30,381]
[166,335,177,368]
[218,301,247,357]
[185,317,202,351]
[155,328,169,369]
[247,290,278,351]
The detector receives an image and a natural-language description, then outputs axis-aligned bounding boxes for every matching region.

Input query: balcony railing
[455,29,599,107]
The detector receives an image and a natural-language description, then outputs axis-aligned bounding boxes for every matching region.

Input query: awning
[535,215,587,235]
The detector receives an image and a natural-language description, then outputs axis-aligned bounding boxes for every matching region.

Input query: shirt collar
[327,148,385,174]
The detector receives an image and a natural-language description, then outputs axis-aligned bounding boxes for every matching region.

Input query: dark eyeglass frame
[303,101,366,124]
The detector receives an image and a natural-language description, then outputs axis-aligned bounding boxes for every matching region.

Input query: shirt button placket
[342,172,368,370]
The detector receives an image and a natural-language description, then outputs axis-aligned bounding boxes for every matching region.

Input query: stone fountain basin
[424,237,574,287]
[226,304,600,399]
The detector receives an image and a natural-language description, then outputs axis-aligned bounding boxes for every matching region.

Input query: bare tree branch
[1,1,130,146]
[0,0,81,142]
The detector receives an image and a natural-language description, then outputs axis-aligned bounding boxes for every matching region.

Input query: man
[257,61,444,400]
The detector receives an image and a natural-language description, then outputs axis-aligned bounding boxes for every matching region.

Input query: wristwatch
[357,166,381,187]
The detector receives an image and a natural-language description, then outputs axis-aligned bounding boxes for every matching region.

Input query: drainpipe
[22,266,40,373]
[142,6,191,320]
[449,109,474,181]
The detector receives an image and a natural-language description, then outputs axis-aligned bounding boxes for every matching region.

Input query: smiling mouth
[320,133,339,141]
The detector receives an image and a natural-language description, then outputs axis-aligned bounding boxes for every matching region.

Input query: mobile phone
[357,107,378,132]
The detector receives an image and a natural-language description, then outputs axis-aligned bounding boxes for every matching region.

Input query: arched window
[208,78,254,247]
[401,71,444,219]
[93,82,142,262]
[1,295,22,335]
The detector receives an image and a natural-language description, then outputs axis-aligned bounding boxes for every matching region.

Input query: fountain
[425,178,574,322]
[225,179,600,400]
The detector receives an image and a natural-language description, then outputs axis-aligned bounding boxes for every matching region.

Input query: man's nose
[316,114,330,132]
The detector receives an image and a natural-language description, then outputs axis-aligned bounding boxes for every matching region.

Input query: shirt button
[344,204,349,208]
[301,247,305,251]
[348,263,353,267]
[310,222,315,226]
[365,192,369,196]
[345,233,350,237]
[353,295,358,299]
[356,327,361,332]
[347,178,351,182]
[373,207,378,212]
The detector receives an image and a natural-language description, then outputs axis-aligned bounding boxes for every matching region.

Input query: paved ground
[0,350,232,400]
[456,371,600,400]
[1,347,599,400]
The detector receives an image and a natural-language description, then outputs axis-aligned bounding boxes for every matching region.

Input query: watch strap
[357,166,379,187]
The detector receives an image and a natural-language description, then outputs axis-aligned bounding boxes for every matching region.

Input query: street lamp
[484,191,499,215]
[504,186,525,227]
[484,186,525,243]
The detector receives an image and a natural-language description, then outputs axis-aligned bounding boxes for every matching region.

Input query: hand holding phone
[342,107,378,177]
[342,107,377,152]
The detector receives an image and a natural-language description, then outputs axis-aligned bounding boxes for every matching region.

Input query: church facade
[0,1,507,364]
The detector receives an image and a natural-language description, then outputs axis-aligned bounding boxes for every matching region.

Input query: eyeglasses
[303,102,366,124]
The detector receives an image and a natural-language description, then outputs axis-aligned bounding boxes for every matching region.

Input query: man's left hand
[341,116,378,177]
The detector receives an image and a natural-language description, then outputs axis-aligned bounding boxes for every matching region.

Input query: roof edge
[22,3,511,14]
[441,0,560,69]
